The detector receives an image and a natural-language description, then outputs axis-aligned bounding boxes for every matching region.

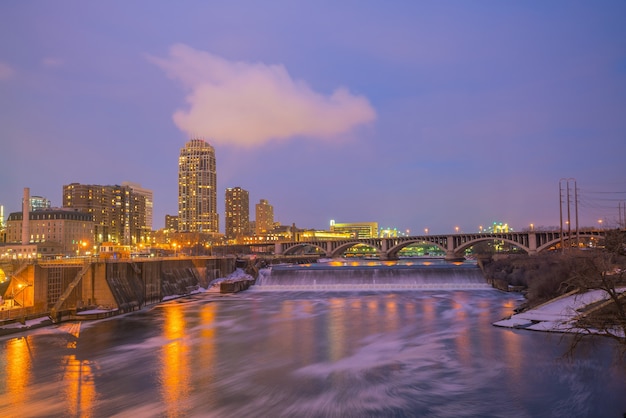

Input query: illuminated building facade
[330,220,379,238]
[225,187,250,241]
[255,199,274,235]
[123,182,153,231]
[165,214,179,231]
[63,183,151,245]
[488,222,512,233]
[178,139,218,233]
[5,208,94,257]
[30,196,51,211]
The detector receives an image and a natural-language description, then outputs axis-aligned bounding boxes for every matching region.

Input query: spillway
[253,259,491,291]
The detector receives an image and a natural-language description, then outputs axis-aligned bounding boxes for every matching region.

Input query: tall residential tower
[178,139,219,233]
[255,199,274,235]
[225,187,249,241]
[63,183,151,245]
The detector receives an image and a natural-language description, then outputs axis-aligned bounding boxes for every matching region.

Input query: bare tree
[563,230,626,357]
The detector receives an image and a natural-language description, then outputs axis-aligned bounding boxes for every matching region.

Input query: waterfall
[253,260,491,291]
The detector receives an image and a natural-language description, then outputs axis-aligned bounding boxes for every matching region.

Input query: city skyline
[1,2,625,235]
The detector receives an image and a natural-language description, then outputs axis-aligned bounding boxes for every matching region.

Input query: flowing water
[1,260,625,417]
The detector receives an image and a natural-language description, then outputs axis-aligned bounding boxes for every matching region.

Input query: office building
[30,196,51,211]
[255,199,274,235]
[225,187,249,241]
[178,138,218,233]
[330,220,379,238]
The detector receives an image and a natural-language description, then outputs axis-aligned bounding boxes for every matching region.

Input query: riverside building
[63,183,151,246]
[4,208,94,258]
[330,220,379,239]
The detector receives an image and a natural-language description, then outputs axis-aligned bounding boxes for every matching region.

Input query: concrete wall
[3,256,236,318]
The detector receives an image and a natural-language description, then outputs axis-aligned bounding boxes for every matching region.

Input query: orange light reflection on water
[196,303,217,407]
[62,354,97,417]
[328,298,347,361]
[160,304,192,417]
[4,337,32,409]
[384,294,400,332]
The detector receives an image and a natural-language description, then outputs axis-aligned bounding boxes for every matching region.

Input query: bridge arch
[328,241,383,258]
[453,237,531,256]
[386,240,448,259]
[535,232,604,253]
[282,242,327,256]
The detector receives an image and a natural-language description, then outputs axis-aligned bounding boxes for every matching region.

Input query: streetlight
[598,219,603,229]
[455,226,459,234]
[479,225,483,233]
[530,223,534,231]
[424,228,429,235]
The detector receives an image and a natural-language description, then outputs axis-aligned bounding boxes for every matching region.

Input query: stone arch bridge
[275,230,608,260]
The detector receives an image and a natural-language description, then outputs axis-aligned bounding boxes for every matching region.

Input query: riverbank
[494,287,626,337]
[0,268,256,337]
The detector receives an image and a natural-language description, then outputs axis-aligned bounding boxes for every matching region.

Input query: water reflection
[328,297,347,361]
[1,288,625,417]
[62,354,96,417]
[160,303,191,417]
[196,302,217,398]
[4,336,32,410]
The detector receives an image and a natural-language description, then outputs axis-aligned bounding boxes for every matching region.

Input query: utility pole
[559,180,564,252]
[559,178,578,251]
[572,179,579,247]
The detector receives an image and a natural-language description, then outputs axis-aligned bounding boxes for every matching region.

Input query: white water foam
[250,283,492,291]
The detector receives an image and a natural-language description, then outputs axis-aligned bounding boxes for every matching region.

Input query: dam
[253,258,491,291]
[0,256,236,324]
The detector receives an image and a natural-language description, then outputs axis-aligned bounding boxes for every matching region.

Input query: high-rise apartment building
[63,183,151,245]
[123,182,153,231]
[225,187,249,241]
[178,139,218,233]
[255,199,274,235]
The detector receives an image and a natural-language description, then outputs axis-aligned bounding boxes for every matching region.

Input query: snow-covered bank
[494,287,626,337]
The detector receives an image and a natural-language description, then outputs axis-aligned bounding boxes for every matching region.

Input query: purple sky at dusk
[1,1,625,234]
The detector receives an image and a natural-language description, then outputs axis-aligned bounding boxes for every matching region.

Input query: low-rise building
[4,208,94,258]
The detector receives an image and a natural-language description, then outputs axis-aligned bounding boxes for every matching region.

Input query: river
[1,261,625,417]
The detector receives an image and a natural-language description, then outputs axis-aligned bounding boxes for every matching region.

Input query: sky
[1,1,625,234]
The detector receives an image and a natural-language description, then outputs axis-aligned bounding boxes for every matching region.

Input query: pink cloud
[148,44,376,147]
